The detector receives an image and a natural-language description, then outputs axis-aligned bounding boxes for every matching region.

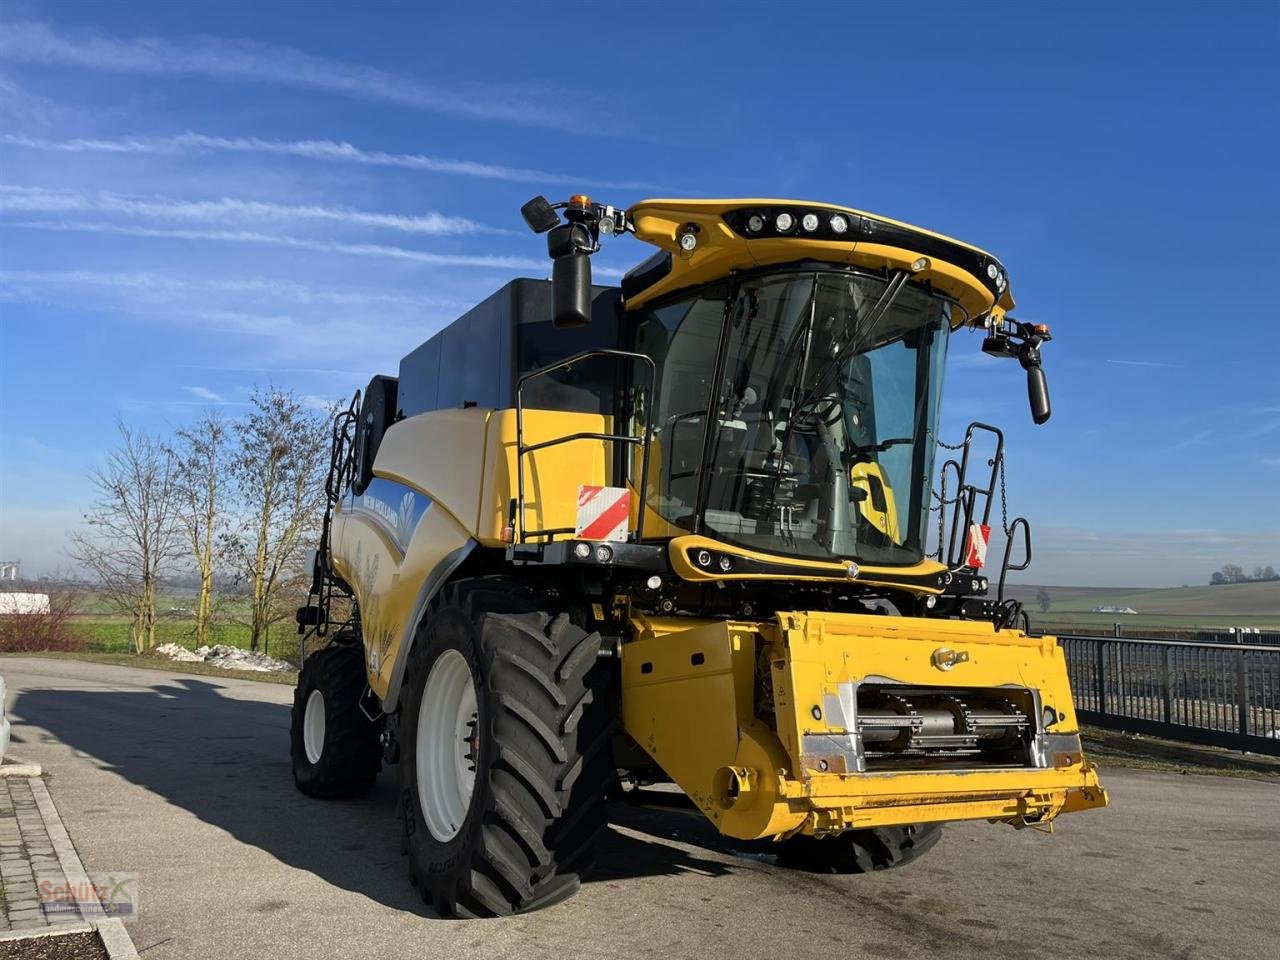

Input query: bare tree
[170,411,228,648]
[1220,563,1245,583]
[69,422,182,652]
[1035,586,1052,613]
[223,388,330,652]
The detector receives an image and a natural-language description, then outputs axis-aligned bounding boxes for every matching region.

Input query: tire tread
[400,578,614,918]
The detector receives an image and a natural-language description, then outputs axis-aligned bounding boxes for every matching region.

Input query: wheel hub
[303,688,326,764]
[416,649,479,842]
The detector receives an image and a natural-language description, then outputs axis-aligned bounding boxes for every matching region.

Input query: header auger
[290,192,1106,917]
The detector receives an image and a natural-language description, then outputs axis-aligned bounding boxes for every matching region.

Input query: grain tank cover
[396,279,620,419]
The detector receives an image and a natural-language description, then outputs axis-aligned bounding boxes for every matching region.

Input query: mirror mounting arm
[521,194,630,328]
[981,317,1053,425]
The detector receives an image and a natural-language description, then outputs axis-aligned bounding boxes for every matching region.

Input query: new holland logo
[347,479,431,554]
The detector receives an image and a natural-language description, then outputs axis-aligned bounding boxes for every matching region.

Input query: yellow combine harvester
[290,194,1107,917]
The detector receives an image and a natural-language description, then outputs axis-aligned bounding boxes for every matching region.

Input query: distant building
[1093,605,1138,615]
[0,561,18,582]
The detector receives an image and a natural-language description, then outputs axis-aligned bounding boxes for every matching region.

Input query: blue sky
[0,0,1276,585]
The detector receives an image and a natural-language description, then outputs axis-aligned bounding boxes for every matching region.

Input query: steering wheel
[793,394,843,428]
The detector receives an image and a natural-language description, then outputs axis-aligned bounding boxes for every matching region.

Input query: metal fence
[1037,622,1280,645]
[1058,634,1280,756]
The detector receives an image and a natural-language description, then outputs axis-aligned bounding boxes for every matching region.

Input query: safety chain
[929,435,966,558]
[928,436,1013,557]
[996,450,1012,538]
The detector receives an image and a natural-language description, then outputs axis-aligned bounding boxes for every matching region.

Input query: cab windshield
[631,268,951,565]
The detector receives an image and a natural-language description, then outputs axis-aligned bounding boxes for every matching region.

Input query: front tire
[776,823,943,873]
[399,579,614,917]
[290,643,382,798]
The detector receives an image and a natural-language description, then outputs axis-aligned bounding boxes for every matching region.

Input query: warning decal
[963,522,992,569]
[576,485,632,542]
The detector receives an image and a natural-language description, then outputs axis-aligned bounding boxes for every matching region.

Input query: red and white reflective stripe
[963,522,991,569]
[576,485,631,542]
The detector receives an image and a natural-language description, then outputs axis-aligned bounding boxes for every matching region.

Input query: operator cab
[628,265,951,568]
[497,195,1057,627]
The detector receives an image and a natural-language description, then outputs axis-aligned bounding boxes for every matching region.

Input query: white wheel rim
[303,689,326,764]
[417,649,479,842]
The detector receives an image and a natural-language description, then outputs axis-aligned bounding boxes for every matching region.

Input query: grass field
[1006,580,1280,633]
[68,591,295,658]
[69,618,279,652]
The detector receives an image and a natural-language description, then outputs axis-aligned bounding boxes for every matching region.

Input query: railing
[514,349,655,544]
[1040,621,1280,645]
[1059,634,1280,756]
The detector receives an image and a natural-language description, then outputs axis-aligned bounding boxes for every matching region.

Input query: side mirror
[1018,341,1051,425]
[548,222,592,327]
[520,195,559,234]
[552,254,591,327]
[1025,364,1051,425]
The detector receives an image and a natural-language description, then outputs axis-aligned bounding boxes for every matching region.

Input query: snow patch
[155,642,293,672]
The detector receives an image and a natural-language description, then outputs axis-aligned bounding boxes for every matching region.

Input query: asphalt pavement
[2,655,1276,960]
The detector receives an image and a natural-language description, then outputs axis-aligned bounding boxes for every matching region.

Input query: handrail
[1056,633,1280,653]
[944,422,1004,569]
[515,348,656,544]
[1057,633,1280,755]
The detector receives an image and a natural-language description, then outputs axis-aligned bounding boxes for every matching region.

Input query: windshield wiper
[790,269,911,417]
[767,272,911,495]
[849,436,914,456]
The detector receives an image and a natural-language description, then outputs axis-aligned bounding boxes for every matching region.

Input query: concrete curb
[0,921,94,942]
[0,757,42,778]
[29,778,140,960]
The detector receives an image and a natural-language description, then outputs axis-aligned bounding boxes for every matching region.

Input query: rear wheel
[776,823,943,873]
[290,643,382,798]
[399,579,614,917]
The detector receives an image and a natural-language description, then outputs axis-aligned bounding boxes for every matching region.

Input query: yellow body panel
[332,406,619,703]
[374,409,490,531]
[330,483,473,704]
[620,610,1106,841]
[625,198,1016,320]
[477,408,614,544]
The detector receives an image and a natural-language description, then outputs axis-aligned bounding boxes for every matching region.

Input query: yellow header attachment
[623,198,1015,322]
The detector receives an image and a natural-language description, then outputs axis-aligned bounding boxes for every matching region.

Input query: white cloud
[1162,429,1212,453]
[1103,359,1182,368]
[2,220,626,277]
[0,73,61,125]
[0,132,662,192]
[0,19,575,129]
[0,184,500,236]
[184,385,223,402]
[0,268,469,310]
[300,394,338,412]
[4,219,552,270]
